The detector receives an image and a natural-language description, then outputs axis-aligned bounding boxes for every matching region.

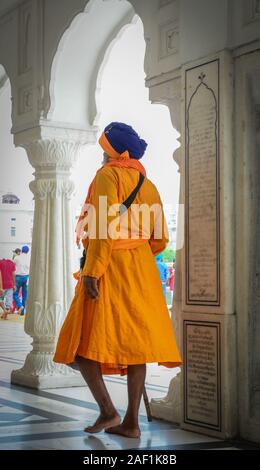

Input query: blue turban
[22,245,30,254]
[104,122,147,160]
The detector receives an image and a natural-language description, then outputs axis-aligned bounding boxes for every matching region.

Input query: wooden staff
[143,386,152,422]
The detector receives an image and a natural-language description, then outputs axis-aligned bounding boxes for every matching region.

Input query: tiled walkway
[0,319,254,450]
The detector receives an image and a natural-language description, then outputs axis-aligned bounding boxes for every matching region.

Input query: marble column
[147,74,183,424]
[11,124,97,388]
[179,53,237,439]
[150,148,183,424]
[235,50,260,443]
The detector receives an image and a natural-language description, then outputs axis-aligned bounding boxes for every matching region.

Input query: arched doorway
[10,2,182,424]
[71,11,181,396]
[47,0,182,415]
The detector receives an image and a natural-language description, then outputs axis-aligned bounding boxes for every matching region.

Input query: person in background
[13,245,30,316]
[168,261,175,292]
[167,261,175,304]
[0,257,16,320]
[0,270,3,313]
[12,248,21,261]
[11,248,22,313]
[156,253,169,300]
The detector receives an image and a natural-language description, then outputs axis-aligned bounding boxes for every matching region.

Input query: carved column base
[150,372,181,424]
[11,351,85,389]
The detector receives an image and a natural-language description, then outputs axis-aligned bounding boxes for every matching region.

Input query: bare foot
[105,423,141,438]
[84,412,121,433]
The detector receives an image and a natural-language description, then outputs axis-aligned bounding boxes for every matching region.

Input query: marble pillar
[180,52,237,439]
[11,124,97,389]
[147,73,183,424]
[235,49,260,443]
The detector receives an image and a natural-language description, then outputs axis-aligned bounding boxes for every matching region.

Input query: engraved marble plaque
[184,321,221,430]
[185,60,220,305]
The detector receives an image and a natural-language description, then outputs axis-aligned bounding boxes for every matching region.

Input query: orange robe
[53,166,182,375]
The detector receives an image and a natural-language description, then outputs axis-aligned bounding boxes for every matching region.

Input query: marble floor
[0,319,255,451]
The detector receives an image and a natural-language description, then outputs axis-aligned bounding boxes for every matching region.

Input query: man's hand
[83,276,99,300]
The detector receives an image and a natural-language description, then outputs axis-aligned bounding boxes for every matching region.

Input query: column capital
[25,139,82,171]
[29,178,75,200]
[13,119,99,170]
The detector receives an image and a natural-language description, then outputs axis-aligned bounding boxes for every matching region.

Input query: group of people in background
[155,253,175,303]
[0,245,30,320]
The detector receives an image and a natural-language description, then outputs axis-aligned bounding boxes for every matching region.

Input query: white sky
[0,18,180,216]
[0,84,32,207]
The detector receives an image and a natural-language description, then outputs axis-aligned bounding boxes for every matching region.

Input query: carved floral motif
[25,139,81,169]
[29,178,75,200]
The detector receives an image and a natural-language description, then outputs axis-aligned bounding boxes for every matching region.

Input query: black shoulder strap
[119,173,145,215]
[80,173,145,268]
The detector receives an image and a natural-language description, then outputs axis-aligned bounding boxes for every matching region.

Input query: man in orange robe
[54,122,182,438]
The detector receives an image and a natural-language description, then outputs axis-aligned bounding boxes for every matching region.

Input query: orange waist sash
[112,238,148,250]
[82,238,149,251]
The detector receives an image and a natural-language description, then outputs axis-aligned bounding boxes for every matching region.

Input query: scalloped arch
[47,0,136,129]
